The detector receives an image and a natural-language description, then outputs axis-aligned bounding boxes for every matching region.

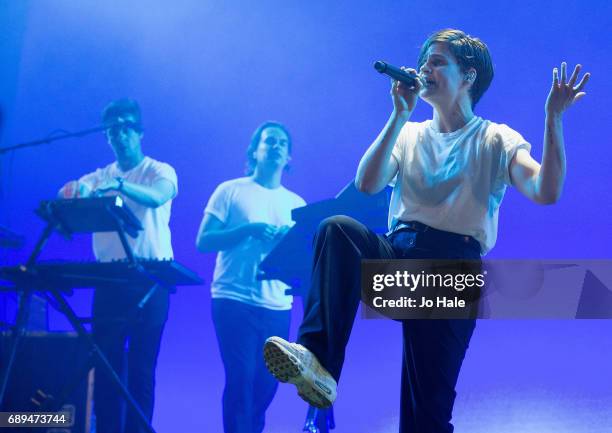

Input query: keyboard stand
[0,197,158,433]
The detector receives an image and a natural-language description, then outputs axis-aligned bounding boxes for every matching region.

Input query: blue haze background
[1,1,611,432]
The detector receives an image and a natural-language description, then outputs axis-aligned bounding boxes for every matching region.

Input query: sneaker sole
[263,339,333,409]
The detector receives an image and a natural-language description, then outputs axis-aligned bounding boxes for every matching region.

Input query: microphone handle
[374,61,420,87]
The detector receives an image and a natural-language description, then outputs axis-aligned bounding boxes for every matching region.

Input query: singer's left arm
[510,62,590,205]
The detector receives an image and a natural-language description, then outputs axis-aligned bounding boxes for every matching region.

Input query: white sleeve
[293,195,307,210]
[391,124,408,167]
[497,124,532,186]
[204,182,232,224]
[389,123,411,187]
[152,162,178,198]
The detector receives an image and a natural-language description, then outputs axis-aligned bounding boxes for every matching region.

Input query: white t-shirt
[78,156,178,261]
[390,116,531,255]
[205,177,306,310]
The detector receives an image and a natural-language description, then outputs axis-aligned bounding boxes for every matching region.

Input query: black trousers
[212,298,291,433]
[297,215,480,433]
[92,285,169,433]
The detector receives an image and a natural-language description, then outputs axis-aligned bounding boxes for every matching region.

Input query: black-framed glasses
[105,121,141,137]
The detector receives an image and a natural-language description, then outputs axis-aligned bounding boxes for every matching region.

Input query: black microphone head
[373,61,387,73]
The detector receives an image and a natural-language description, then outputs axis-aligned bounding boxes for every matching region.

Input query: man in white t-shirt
[263,29,590,433]
[196,121,305,433]
[59,98,177,433]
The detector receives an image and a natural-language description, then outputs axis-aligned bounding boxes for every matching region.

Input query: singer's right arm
[356,71,420,194]
[354,112,405,194]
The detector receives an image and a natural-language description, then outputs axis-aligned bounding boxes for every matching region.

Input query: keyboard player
[58,98,177,433]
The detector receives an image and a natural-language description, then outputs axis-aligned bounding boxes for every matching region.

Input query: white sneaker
[263,336,337,408]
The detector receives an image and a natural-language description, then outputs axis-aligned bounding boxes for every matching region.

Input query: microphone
[373,61,421,87]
